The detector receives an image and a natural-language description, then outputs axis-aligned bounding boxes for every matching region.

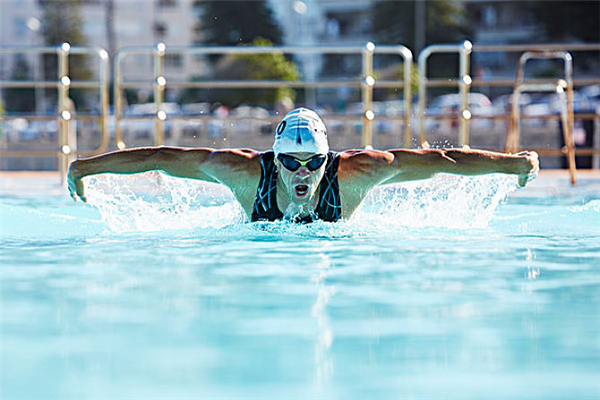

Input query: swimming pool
[1,171,599,399]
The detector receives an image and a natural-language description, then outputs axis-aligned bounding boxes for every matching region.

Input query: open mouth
[294,184,309,197]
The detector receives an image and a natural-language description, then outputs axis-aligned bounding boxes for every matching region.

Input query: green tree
[197,1,283,46]
[181,39,299,108]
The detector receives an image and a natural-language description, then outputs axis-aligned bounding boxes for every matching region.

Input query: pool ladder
[506,51,577,185]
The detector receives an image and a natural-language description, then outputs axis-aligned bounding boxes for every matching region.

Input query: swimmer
[68,107,539,222]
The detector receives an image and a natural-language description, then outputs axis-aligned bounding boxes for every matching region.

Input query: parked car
[344,101,402,134]
[425,92,494,133]
[546,91,592,114]
[581,85,600,111]
[492,93,532,116]
[491,93,532,128]
[181,102,212,116]
[180,103,211,139]
[521,91,592,128]
[229,105,271,135]
[7,119,58,142]
[121,102,182,140]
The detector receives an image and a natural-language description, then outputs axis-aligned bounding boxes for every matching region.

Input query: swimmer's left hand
[67,161,87,202]
[516,151,539,187]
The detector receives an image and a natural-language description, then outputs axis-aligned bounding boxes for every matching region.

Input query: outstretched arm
[384,148,539,186]
[67,146,260,202]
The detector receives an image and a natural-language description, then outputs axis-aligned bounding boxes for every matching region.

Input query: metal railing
[2,42,599,184]
[113,43,413,150]
[418,41,473,146]
[417,42,600,149]
[507,51,577,184]
[0,44,110,179]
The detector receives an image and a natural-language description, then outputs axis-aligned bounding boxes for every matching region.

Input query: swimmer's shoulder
[200,149,264,214]
[205,148,261,165]
[202,148,263,183]
[337,149,395,179]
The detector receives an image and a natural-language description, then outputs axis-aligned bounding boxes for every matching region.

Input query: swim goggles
[277,154,327,171]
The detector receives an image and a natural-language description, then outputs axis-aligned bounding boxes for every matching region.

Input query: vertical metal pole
[154,43,165,146]
[557,86,572,175]
[506,54,527,153]
[506,87,522,153]
[98,48,110,152]
[114,51,125,149]
[58,43,71,185]
[400,46,413,148]
[458,41,472,146]
[506,97,518,153]
[563,53,577,184]
[361,42,375,148]
[417,48,428,146]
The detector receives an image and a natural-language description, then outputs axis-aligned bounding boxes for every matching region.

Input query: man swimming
[68,107,539,222]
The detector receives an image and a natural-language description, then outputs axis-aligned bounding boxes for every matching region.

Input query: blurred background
[0,0,599,170]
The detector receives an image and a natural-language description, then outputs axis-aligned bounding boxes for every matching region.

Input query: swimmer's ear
[273,156,282,170]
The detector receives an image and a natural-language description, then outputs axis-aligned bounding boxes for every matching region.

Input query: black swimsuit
[251,151,342,223]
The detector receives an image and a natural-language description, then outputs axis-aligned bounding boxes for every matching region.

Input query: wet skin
[68,146,539,220]
[274,152,327,219]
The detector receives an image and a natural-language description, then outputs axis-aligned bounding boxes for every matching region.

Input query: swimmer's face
[275,152,327,205]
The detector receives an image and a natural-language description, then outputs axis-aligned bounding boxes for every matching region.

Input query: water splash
[85,172,245,232]
[570,199,600,213]
[84,172,519,233]
[354,173,518,229]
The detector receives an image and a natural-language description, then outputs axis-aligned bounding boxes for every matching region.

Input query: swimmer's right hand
[516,151,539,188]
[67,161,86,202]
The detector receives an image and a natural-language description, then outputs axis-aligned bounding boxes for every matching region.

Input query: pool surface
[1,171,599,399]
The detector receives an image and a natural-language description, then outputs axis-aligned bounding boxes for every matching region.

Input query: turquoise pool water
[1,173,599,399]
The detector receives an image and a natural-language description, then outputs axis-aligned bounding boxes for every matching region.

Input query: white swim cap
[273,108,329,156]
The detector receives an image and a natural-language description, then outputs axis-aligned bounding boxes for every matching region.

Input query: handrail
[472,43,600,52]
[0,44,110,181]
[113,43,413,149]
[418,41,473,146]
[417,42,600,150]
[362,42,375,148]
[376,45,413,147]
[507,51,577,184]
[2,42,598,183]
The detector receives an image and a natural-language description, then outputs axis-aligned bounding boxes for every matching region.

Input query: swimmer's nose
[296,166,310,177]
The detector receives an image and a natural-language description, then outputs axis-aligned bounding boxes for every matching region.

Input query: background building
[2,0,598,87]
